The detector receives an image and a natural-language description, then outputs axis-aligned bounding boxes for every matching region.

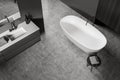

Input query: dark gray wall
[61,0,99,17]
[17,0,43,19]
[17,0,45,33]
[96,0,120,33]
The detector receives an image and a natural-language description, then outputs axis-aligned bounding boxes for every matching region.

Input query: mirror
[0,0,19,20]
[0,0,19,33]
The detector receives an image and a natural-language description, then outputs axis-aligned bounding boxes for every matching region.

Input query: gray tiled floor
[0,0,120,80]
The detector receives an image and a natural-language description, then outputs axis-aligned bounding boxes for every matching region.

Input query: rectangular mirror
[0,0,19,33]
[0,0,19,20]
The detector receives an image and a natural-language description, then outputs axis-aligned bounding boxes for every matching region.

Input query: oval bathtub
[60,15,107,53]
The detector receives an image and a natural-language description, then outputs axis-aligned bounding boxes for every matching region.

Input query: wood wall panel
[96,0,120,33]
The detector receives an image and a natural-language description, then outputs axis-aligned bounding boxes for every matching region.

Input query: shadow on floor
[96,48,120,80]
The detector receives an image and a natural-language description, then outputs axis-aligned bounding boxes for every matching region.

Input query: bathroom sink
[0,27,27,47]
[8,27,27,40]
[60,15,107,53]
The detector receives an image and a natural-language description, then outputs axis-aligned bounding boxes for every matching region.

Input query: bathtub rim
[60,15,107,52]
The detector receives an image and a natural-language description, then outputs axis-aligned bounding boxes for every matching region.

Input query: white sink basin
[7,27,27,40]
[60,15,107,53]
[0,27,27,46]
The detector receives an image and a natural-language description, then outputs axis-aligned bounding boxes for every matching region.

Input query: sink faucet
[9,21,17,32]
[4,16,17,32]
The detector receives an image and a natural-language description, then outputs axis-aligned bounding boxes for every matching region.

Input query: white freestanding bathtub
[60,15,107,53]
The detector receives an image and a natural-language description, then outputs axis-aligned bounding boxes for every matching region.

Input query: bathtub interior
[60,15,107,50]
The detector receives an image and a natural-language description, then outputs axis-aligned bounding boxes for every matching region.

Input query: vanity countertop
[0,21,39,52]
